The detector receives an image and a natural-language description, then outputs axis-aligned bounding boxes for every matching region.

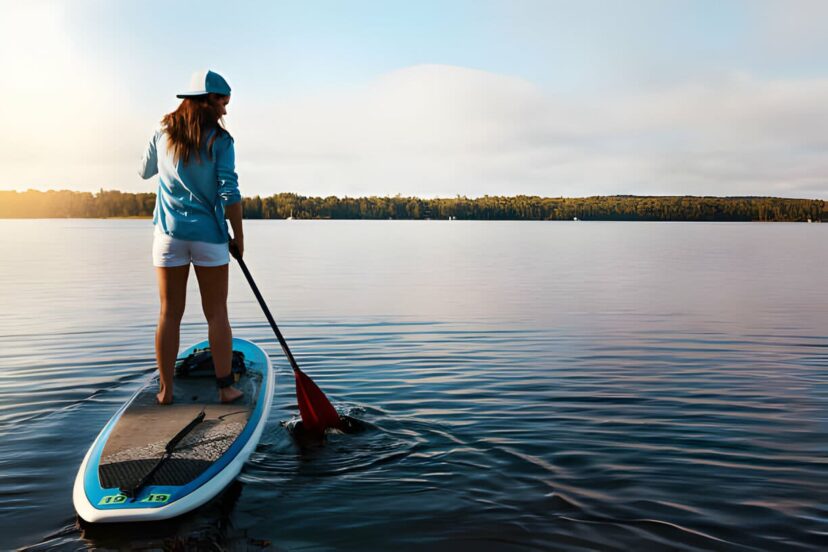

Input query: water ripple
[2,220,827,550]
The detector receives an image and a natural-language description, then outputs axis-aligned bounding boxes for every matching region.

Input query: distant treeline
[1,189,825,222]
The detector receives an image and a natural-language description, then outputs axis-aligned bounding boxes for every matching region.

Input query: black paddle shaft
[230,245,301,373]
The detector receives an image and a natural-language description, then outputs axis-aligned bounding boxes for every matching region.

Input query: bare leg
[155,265,190,405]
[194,263,243,403]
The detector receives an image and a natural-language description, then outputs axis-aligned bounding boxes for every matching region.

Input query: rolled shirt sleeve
[216,135,241,206]
[138,130,159,179]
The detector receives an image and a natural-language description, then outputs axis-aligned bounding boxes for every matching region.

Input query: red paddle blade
[294,368,341,433]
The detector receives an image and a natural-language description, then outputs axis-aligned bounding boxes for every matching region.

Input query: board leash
[120,407,206,500]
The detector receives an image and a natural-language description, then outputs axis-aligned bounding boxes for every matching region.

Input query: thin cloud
[232,65,828,198]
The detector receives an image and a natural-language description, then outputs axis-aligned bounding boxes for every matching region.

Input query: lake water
[0,219,826,551]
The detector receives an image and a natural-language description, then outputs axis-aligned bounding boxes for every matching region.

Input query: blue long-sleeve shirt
[139,128,241,244]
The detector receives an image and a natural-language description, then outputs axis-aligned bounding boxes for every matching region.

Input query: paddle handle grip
[230,242,301,373]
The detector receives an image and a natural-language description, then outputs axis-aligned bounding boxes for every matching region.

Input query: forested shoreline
[1,189,825,222]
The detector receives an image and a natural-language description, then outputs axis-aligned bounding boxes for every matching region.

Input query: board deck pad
[98,355,261,490]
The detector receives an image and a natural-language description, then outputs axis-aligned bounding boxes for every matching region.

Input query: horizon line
[2,188,826,202]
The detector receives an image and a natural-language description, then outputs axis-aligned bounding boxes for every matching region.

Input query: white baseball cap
[177,70,231,98]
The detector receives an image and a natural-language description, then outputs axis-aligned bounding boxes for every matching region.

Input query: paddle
[230,242,342,434]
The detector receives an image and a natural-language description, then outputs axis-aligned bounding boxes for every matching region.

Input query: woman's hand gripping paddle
[230,242,342,434]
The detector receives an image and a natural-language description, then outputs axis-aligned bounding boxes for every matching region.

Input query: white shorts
[152,227,230,267]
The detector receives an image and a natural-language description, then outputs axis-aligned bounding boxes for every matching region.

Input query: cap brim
[176,91,208,98]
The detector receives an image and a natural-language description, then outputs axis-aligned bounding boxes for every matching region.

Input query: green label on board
[141,493,171,503]
[98,494,127,505]
[98,493,171,505]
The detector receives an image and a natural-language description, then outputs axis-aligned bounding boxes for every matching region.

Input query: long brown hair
[161,94,228,164]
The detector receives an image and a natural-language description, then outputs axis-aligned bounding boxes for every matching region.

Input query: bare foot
[156,390,173,405]
[219,386,243,404]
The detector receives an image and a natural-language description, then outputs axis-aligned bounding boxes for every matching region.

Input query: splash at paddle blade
[294,367,342,434]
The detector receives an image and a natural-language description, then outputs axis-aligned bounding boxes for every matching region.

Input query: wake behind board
[73,338,273,523]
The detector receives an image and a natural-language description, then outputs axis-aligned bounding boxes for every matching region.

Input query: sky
[1,0,827,199]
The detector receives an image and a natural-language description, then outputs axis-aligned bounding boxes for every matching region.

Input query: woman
[139,70,244,405]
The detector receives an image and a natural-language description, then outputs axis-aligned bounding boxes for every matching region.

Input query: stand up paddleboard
[73,338,273,523]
